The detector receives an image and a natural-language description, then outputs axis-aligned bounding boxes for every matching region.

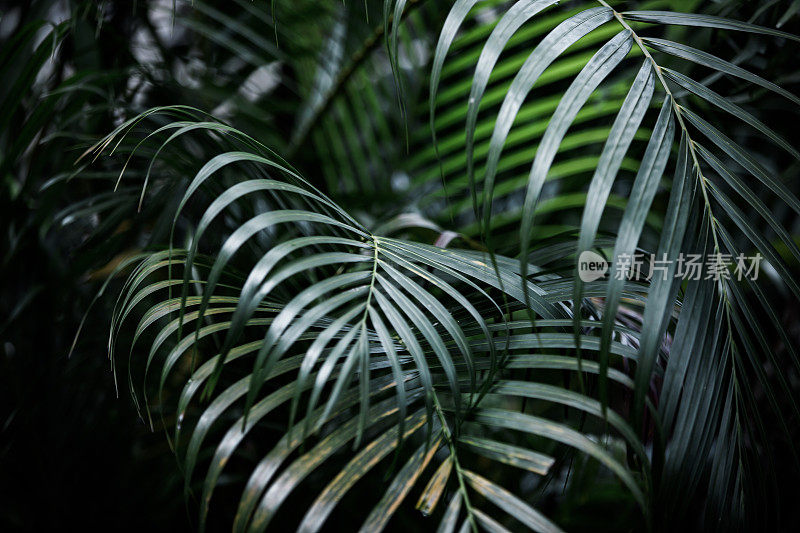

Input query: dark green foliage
[2,1,800,531]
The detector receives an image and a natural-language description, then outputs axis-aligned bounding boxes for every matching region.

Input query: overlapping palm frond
[63,0,800,531]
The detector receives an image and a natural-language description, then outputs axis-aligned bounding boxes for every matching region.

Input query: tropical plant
[4,0,800,531]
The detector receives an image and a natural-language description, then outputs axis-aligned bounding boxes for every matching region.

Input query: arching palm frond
[96,110,659,531]
[420,0,800,529]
